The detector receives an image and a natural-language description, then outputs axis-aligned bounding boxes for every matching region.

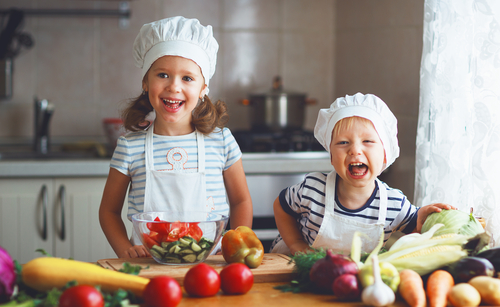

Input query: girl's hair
[332,116,373,137]
[122,93,229,134]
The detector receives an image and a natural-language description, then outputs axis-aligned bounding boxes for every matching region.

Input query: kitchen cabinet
[0,177,131,263]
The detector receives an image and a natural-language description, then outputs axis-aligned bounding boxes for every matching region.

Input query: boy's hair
[332,116,374,137]
[122,94,229,134]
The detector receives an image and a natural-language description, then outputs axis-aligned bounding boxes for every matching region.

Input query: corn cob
[376,224,469,275]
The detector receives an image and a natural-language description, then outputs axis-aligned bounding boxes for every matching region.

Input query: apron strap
[375,178,388,224]
[145,122,155,171]
[196,131,205,173]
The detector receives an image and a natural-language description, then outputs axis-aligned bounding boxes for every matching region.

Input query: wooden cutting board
[97,253,295,285]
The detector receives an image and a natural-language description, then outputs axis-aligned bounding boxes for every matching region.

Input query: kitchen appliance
[241,76,316,132]
[233,127,330,252]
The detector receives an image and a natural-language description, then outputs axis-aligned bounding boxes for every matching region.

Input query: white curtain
[415,0,500,246]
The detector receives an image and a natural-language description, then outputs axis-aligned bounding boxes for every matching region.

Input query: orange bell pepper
[221,226,264,268]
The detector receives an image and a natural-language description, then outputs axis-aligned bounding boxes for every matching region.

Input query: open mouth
[162,99,184,110]
[348,162,368,176]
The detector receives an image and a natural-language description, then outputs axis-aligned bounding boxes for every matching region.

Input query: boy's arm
[273,197,311,255]
[415,203,456,232]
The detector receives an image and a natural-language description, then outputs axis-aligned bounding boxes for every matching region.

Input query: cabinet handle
[41,185,48,241]
[58,185,66,241]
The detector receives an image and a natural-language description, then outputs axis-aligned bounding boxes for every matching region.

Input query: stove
[232,129,328,251]
[233,129,324,153]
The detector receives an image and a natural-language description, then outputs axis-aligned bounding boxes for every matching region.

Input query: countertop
[0,151,332,178]
[177,282,409,307]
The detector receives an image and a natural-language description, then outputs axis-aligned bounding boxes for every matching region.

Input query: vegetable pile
[142,218,214,264]
[276,209,500,306]
[1,231,260,307]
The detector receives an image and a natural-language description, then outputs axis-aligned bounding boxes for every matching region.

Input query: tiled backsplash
[0,0,424,200]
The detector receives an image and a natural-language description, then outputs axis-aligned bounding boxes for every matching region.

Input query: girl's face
[143,55,206,135]
[330,117,386,189]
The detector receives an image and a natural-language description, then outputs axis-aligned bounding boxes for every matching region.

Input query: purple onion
[0,246,15,303]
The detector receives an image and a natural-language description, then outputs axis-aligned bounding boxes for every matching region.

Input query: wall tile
[283,0,334,30]
[160,0,221,28]
[223,0,280,30]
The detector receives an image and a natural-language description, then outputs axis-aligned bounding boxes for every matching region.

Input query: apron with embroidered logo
[131,123,209,245]
[272,170,387,254]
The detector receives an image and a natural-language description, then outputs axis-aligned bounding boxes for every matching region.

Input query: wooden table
[177,282,410,307]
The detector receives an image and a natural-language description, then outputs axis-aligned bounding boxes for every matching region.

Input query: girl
[99,16,253,258]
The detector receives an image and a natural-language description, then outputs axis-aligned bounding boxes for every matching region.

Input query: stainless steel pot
[242,76,315,132]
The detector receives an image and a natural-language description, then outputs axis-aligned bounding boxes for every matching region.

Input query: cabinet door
[53,177,131,262]
[0,179,54,264]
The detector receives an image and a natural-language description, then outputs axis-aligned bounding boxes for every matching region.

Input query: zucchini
[22,257,149,297]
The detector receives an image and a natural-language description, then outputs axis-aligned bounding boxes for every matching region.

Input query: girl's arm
[273,197,310,255]
[99,168,149,258]
[223,158,253,229]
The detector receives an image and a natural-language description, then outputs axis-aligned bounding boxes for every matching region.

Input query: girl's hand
[119,245,151,258]
[416,203,456,232]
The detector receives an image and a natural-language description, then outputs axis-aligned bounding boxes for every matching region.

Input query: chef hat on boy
[133,16,219,94]
[314,93,400,171]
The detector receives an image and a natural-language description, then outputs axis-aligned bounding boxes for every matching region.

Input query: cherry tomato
[58,285,104,307]
[184,263,220,297]
[143,276,182,307]
[220,263,254,295]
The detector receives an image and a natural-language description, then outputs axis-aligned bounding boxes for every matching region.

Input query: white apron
[131,123,208,245]
[272,171,387,255]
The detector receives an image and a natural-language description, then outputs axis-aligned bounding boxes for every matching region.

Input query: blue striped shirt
[110,127,242,220]
[271,172,418,250]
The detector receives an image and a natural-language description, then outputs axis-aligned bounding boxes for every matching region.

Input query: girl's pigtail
[192,95,229,134]
[122,92,154,131]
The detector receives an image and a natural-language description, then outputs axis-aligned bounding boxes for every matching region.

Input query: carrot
[398,269,426,307]
[426,270,454,307]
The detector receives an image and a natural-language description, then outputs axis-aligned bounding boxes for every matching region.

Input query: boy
[270,93,453,255]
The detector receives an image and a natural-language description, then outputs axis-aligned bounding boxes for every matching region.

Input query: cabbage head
[421,209,484,237]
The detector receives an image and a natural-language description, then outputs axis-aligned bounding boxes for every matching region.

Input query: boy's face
[330,117,386,189]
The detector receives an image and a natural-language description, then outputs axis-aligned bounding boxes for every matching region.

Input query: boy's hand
[416,203,456,233]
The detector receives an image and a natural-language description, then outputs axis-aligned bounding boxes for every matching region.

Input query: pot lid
[249,76,307,97]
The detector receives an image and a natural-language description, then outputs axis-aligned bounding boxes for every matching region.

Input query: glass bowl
[132,211,229,265]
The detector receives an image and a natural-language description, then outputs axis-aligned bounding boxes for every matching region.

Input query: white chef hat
[133,16,219,94]
[314,93,400,171]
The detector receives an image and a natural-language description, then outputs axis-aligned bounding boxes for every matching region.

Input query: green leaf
[118,263,145,275]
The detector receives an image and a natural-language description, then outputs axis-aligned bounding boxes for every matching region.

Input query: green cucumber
[182,254,197,263]
[154,236,216,263]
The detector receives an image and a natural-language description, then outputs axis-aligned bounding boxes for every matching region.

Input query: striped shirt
[271,172,418,250]
[110,127,242,220]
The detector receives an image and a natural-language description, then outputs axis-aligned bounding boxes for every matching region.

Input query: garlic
[361,255,396,307]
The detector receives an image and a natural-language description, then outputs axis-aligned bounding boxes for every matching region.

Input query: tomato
[143,276,182,307]
[187,223,203,242]
[58,285,104,307]
[220,263,254,295]
[147,217,170,235]
[142,233,158,249]
[184,263,220,297]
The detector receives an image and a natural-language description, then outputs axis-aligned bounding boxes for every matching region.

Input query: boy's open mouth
[349,162,368,176]
[163,99,184,109]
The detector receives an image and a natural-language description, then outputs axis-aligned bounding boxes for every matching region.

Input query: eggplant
[476,247,500,272]
[449,256,495,283]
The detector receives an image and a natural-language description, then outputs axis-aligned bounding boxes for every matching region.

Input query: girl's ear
[199,84,207,99]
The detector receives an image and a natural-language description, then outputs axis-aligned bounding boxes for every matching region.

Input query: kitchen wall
[0,0,424,201]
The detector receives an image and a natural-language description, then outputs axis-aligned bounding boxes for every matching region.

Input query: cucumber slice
[164,256,182,263]
[178,248,194,255]
[179,237,192,247]
[150,249,163,259]
[169,245,182,254]
[163,241,180,250]
[151,245,165,256]
[196,250,208,261]
[182,254,197,263]
[191,242,202,252]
